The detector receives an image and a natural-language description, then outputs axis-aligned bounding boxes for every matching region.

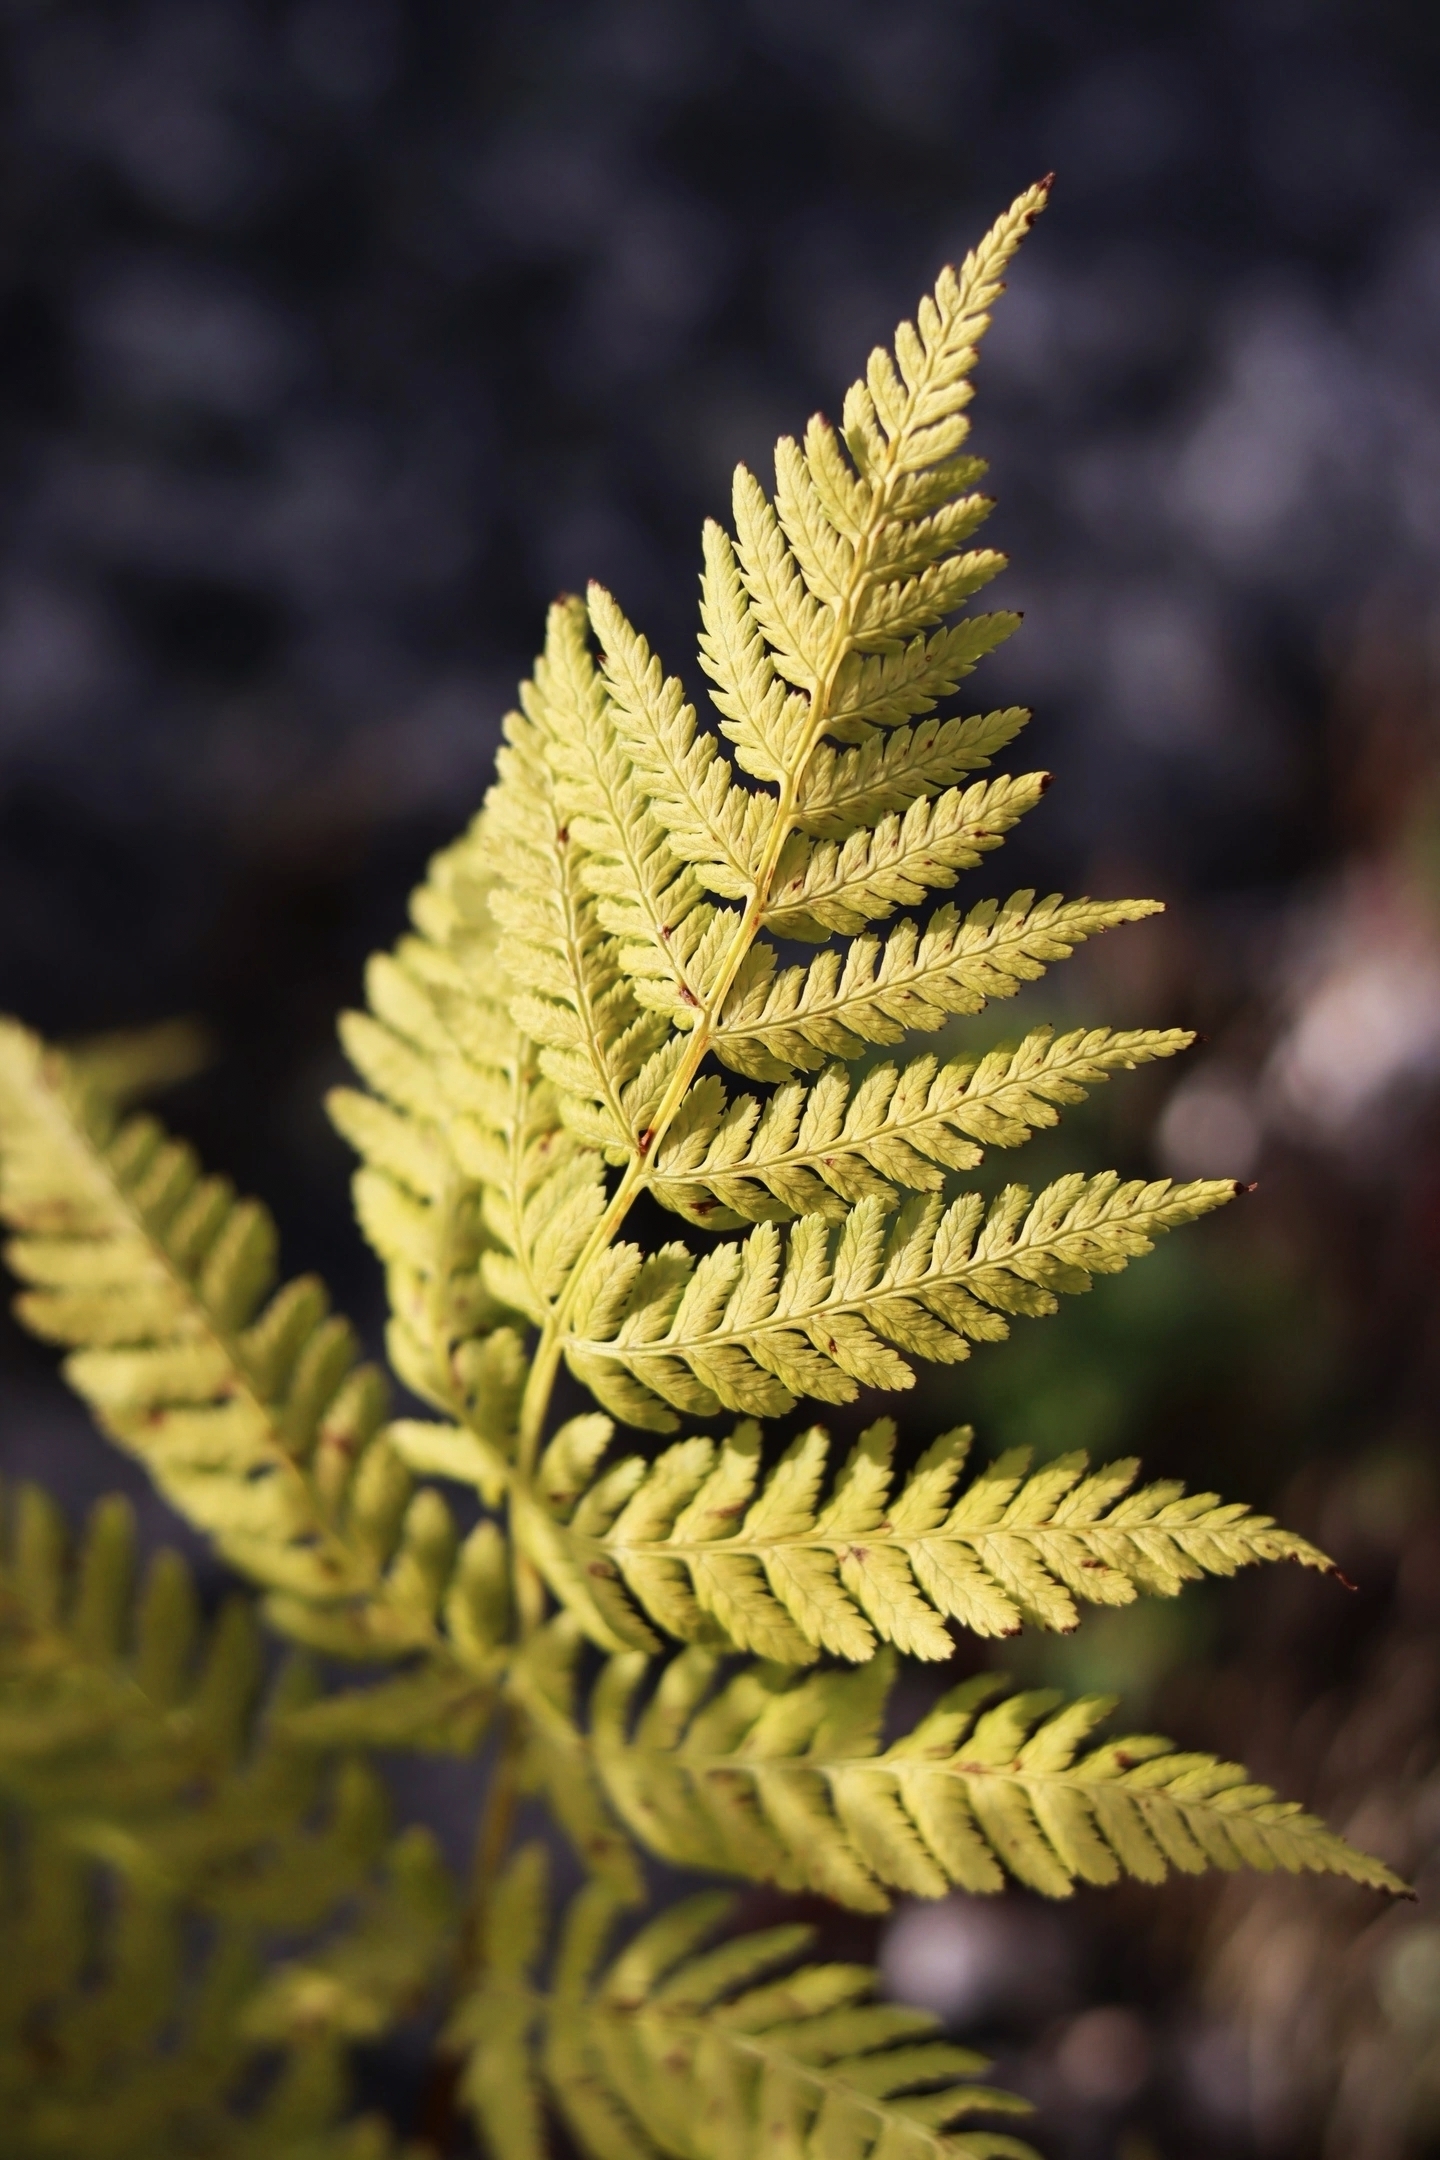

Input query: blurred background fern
[1,4,1438,2156]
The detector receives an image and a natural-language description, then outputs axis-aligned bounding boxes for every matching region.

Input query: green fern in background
[0,183,1402,2160]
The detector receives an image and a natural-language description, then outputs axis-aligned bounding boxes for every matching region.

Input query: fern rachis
[0,186,1403,2160]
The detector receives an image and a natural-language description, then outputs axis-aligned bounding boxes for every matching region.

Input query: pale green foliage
[649,1027,1196,1228]
[449,1846,1037,2160]
[0,187,1404,2160]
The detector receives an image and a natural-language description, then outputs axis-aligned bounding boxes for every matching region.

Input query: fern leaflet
[0,1022,502,1679]
[513,1626,1406,1913]
[506,1419,1333,1662]
[650,1025,1195,1228]
[565,1172,1236,1427]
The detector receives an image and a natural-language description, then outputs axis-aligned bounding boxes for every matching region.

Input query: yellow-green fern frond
[449,1847,1036,2160]
[513,1625,1403,1913]
[0,1486,455,2157]
[699,183,1051,774]
[651,1025,1194,1228]
[1,1480,272,1820]
[0,179,1401,2160]
[0,1476,492,1849]
[0,1845,289,2160]
[565,1172,1237,1427]
[504,1419,1333,1663]
[0,1021,472,1665]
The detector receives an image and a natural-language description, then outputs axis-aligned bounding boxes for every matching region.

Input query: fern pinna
[0,184,1402,2160]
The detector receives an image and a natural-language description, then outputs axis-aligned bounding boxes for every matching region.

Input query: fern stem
[417,1703,527,2152]
[461,1709,526,1967]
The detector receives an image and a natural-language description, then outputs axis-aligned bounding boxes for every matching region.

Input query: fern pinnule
[793,707,1031,833]
[761,769,1052,940]
[709,891,1166,1082]
[564,1171,1234,1428]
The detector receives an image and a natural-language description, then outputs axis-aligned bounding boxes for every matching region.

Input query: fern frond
[572,186,1061,1075]
[699,184,1046,779]
[0,1846,279,2160]
[514,1625,1403,1913]
[0,1021,495,1669]
[1,1481,263,1818]
[566,1172,1237,1424]
[0,1476,493,1829]
[449,1847,1037,2160]
[0,1483,455,2156]
[652,1025,1193,1228]
[506,1419,1334,1664]
[712,892,1161,1082]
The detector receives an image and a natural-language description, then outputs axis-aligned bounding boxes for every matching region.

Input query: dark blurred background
[2,2,1439,2155]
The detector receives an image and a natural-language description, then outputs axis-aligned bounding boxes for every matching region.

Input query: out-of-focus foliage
[0,1480,453,2159]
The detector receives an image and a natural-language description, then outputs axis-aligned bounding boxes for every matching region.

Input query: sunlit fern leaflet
[508,1414,1334,1663]
[511,1625,1404,1913]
